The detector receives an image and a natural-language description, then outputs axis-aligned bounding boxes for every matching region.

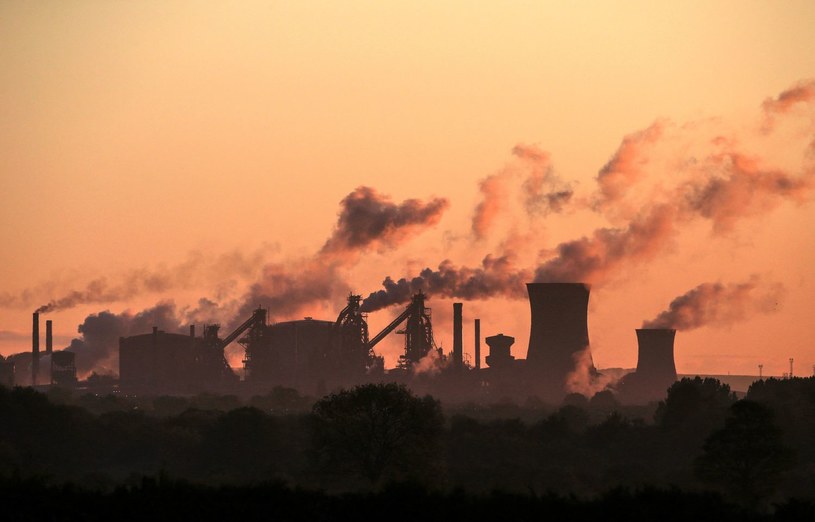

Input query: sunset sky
[2,1,814,378]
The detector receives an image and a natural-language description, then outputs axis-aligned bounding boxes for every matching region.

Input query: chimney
[453,303,463,370]
[190,324,195,338]
[32,312,40,386]
[474,318,481,370]
[46,320,53,355]
[526,283,594,390]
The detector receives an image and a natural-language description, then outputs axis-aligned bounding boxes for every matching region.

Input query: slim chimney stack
[46,320,53,355]
[32,312,40,386]
[474,318,481,370]
[453,303,463,370]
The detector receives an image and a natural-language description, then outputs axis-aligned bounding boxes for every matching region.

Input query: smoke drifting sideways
[365,80,814,310]
[361,254,532,313]
[761,79,815,132]
[642,277,785,331]
[237,187,450,325]
[319,186,448,259]
[13,248,272,315]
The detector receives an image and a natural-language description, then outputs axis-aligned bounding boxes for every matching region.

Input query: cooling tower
[635,328,677,383]
[526,283,594,388]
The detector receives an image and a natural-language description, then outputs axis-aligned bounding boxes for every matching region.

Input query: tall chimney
[474,318,481,370]
[526,283,594,391]
[32,312,40,386]
[46,320,53,355]
[190,324,195,338]
[453,302,463,370]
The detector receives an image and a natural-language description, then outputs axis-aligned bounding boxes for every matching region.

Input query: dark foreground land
[2,477,815,522]
[1,376,814,519]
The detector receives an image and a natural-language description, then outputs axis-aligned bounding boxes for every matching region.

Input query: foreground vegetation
[1,377,814,517]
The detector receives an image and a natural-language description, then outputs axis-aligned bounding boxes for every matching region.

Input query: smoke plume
[65,302,184,377]
[513,144,574,216]
[16,248,271,314]
[361,254,532,312]
[595,121,665,207]
[471,173,510,240]
[534,204,676,284]
[681,151,813,233]
[642,277,784,330]
[762,79,815,130]
[320,186,448,257]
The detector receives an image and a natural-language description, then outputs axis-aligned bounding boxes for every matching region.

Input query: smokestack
[526,283,594,389]
[474,318,481,370]
[46,320,53,355]
[453,303,463,370]
[190,324,195,338]
[32,312,40,386]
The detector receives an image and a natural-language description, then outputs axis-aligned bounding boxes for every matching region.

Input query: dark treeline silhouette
[1,378,814,517]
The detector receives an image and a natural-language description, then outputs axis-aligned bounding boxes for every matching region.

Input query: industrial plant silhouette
[8,282,678,405]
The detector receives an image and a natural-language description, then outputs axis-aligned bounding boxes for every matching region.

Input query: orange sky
[1,1,814,378]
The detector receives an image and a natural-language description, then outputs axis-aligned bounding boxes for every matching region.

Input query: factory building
[119,326,238,393]
[16,280,681,404]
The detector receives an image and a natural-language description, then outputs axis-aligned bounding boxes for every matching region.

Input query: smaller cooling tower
[619,328,678,404]
[635,328,677,382]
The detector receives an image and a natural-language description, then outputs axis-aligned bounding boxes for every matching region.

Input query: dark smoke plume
[65,302,184,377]
[534,204,676,284]
[233,261,351,327]
[681,151,812,233]
[361,254,532,312]
[320,186,448,257]
[642,277,784,330]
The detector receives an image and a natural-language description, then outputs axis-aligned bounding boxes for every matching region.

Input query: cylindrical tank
[526,282,593,383]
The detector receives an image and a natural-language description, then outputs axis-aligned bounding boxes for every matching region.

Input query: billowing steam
[595,121,665,206]
[513,144,574,216]
[642,277,785,330]
[681,151,812,233]
[320,186,448,257]
[471,144,573,239]
[534,204,676,284]
[471,173,509,240]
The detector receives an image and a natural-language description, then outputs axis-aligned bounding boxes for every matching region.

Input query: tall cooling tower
[635,328,677,383]
[526,283,593,387]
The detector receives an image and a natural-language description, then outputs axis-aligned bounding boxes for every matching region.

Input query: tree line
[1,377,814,515]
